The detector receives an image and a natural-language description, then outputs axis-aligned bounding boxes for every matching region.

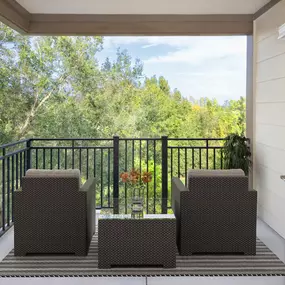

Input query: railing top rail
[30,138,113,141]
[31,146,114,150]
[168,138,226,141]
[0,139,30,150]
[0,147,29,160]
[0,137,229,150]
[118,138,161,141]
[168,146,224,149]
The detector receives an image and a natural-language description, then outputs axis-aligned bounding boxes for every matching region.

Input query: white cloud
[103,36,143,49]
[141,43,158,49]
[144,37,246,64]
[104,35,245,48]
[102,36,247,103]
[103,35,246,66]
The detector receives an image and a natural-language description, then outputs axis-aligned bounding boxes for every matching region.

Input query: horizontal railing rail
[0,136,227,236]
[0,139,30,150]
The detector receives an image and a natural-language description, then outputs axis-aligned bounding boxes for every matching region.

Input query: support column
[246,35,254,189]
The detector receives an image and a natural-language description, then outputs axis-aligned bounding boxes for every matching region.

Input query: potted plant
[223,133,251,175]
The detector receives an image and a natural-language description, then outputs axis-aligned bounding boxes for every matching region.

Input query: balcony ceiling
[0,0,278,35]
[16,0,271,14]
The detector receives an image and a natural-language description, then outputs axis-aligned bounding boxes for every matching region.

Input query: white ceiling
[16,0,270,14]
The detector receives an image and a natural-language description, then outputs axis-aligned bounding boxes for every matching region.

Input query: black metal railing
[0,139,30,235]
[0,136,226,236]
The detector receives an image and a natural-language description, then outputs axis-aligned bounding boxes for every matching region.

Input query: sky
[96,36,247,104]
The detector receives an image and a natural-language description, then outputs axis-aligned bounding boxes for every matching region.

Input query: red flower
[141,171,152,183]
[120,172,129,183]
[120,169,152,185]
[129,169,140,184]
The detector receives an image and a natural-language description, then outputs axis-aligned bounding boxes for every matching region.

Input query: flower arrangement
[120,168,152,185]
[120,169,152,203]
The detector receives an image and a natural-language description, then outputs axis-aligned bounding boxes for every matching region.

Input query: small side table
[98,211,176,269]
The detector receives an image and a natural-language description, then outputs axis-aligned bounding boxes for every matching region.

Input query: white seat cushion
[187,169,245,178]
[26,169,81,179]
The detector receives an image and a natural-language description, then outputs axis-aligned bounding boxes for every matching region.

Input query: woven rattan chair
[172,169,257,256]
[14,169,95,256]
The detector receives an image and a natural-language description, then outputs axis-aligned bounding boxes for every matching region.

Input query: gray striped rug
[0,232,285,277]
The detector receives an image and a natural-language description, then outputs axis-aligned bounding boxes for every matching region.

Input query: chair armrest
[171,177,187,214]
[80,177,96,220]
[247,188,258,212]
[14,188,24,227]
[14,188,23,202]
[80,177,96,243]
[172,177,188,193]
[246,189,258,202]
[80,178,95,193]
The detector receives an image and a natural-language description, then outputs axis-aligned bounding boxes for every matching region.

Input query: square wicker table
[98,209,176,269]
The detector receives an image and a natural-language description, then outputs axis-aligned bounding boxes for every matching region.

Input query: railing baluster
[113,136,119,214]
[2,149,6,231]
[36,149,38,169]
[19,152,23,186]
[57,148,60,169]
[86,148,89,179]
[199,148,202,169]
[43,149,46,169]
[132,140,135,169]
[50,148,53,170]
[93,148,96,178]
[23,150,26,174]
[107,148,110,208]
[7,157,10,226]
[139,140,142,175]
[146,140,149,214]
[65,148,67,169]
[153,140,156,214]
[221,149,223,169]
[79,148,82,172]
[16,154,19,189]
[192,148,195,169]
[72,140,75,169]
[178,148,181,178]
[214,148,216,169]
[101,148,103,208]
[171,148,173,181]
[161,136,168,214]
[206,139,209,169]
[94,148,97,208]
[12,155,15,222]
[26,140,31,171]
[185,148,187,185]
[125,140,128,214]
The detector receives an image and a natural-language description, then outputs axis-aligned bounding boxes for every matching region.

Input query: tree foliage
[0,23,246,145]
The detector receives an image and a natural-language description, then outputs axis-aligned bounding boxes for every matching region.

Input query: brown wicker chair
[172,169,257,256]
[14,169,95,256]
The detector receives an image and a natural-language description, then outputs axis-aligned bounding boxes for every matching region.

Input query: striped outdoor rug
[0,232,285,277]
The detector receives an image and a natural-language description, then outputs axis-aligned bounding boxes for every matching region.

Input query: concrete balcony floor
[0,214,284,285]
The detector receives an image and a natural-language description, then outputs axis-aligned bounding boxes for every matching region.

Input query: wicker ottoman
[98,212,176,269]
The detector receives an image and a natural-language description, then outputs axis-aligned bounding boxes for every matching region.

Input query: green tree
[0,23,246,143]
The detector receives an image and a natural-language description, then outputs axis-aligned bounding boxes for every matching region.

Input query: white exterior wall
[254,0,285,238]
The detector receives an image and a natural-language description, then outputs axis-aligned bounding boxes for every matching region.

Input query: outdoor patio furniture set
[13,168,257,269]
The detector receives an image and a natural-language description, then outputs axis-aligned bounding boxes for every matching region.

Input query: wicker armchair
[172,169,257,256]
[14,169,95,256]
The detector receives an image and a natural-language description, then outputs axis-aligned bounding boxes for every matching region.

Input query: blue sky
[96,36,247,104]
